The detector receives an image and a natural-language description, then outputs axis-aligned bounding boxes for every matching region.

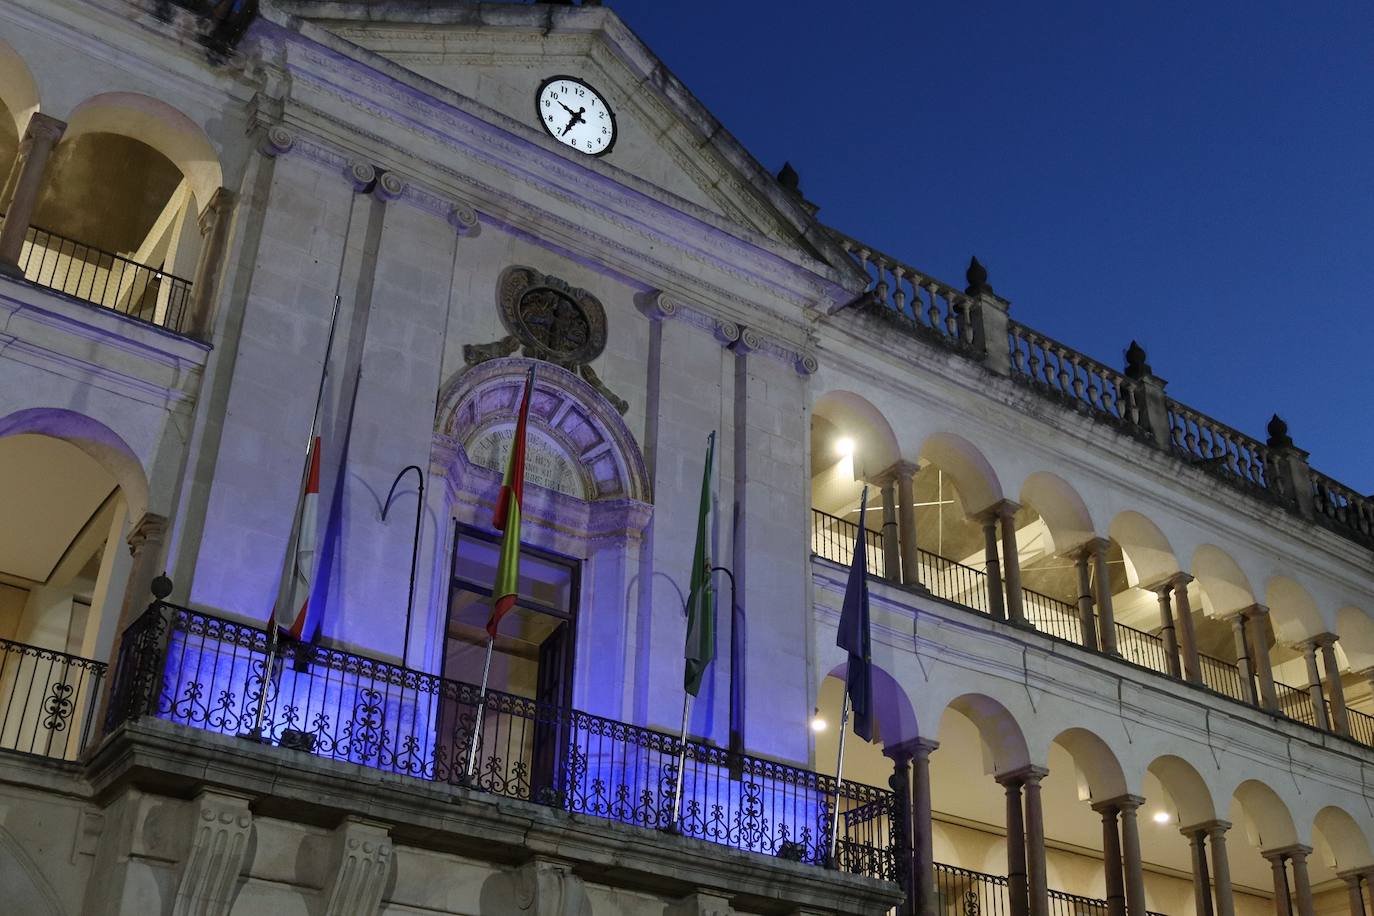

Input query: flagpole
[464,634,496,782]
[248,294,343,741]
[828,693,852,866]
[669,692,693,830]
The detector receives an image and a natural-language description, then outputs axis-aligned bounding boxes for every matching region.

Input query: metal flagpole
[669,692,693,830]
[465,635,496,781]
[248,294,343,741]
[382,464,424,667]
[828,693,852,866]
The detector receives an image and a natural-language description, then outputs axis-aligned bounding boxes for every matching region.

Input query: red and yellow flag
[487,367,535,638]
[275,435,321,640]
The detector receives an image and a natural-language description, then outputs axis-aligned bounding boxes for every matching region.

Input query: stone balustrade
[831,228,1374,551]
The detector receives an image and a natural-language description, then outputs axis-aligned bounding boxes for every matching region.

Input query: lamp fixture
[835,437,855,458]
[810,708,827,732]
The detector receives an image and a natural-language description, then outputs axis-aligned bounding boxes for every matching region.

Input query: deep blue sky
[611,1,1374,492]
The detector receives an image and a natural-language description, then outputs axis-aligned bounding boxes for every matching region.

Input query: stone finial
[776,161,801,192]
[965,256,993,296]
[1266,414,1294,448]
[151,574,174,600]
[1123,340,1152,379]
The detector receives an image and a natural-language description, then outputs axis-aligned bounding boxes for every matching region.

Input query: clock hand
[558,101,578,116]
[560,107,587,136]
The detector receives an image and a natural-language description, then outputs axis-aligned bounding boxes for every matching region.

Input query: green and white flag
[683,431,716,697]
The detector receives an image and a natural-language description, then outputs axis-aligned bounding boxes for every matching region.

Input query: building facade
[0,1,1371,915]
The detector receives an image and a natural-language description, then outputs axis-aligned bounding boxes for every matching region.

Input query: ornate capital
[173,791,253,916]
[345,160,376,192]
[712,319,741,345]
[126,513,168,557]
[734,326,767,354]
[794,350,819,376]
[447,201,480,237]
[257,124,294,157]
[375,170,406,201]
[641,290,681,322]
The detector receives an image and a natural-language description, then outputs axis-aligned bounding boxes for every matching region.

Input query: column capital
[1273,844,1313,862]
[197,187,237,233]
[1073,536,1112,559]
[995,764,1048,786]
[24,111,67,144]
[1180,818,1231,838]
[977,499,1020,523]
[872,460,920,485]
[1097,794,1147,812]
[1312,632,1341,649]
[1238,602,1270,620]
[1337,869,1368,885]
[1168,571,1195,589]
[126,512,168,556]
[883,736,939,762]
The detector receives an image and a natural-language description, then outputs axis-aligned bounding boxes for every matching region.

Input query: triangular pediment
[281,2,855,271]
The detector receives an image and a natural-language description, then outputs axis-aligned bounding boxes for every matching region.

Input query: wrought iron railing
[811,507,886,578]
[13,223,192,332]
[0,636,106,761]
[1198,653,1247,704]
[933,862,1167,916]
[104,601,898,880]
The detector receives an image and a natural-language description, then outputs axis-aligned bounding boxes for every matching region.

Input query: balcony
[0,635,106,761]
[811,508,1374,749]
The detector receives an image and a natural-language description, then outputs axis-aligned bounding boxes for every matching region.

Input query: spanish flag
[274,434,321,641]
[487,367,535,638]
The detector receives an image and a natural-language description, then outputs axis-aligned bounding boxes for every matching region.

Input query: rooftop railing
[104,600,898,881]
[0,635,106,761]
[14,224,192,333]
[830,230,1374,549]
[811,507,1374,752]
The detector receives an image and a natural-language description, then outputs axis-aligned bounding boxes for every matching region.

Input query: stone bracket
[669,890,735,916]
[512,858,589,916]
[322,817,393,916]
[171,790,253,916]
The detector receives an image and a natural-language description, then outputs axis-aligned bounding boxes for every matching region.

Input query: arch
[437,358,651,505]
[821,662,919,747]
[1018,471,1094,555]
[1335,606,1374,673]
[812,389,901,479]
[1191,544,1255,617]
[1229,779,1298,851]
[0,407,149,521]
[916,432,1002,514]
[1108,510,1179,589]
[1313,806,1374,871]
[1145,755,1215,828]
[942,692,1031,776]
[63,92,222,210]
[1050,727,1127,801]
[0,38,39,136]
[1263,576,1327,646]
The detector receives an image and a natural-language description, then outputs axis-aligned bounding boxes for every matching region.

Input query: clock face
[536,76,616,157]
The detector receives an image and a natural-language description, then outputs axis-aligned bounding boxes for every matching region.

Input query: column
[184,187,237,339]
[0,112,66,276]
[1340,873,1366,916]
[997,501,1026,625]
[1172,574,1204,684]
[1208,821,1237,916]
[887,749,916,916]
[1116,797,1148,916]
[982,515,1007,621]
[889,738,938,916]
[1023,768,1048,916]
[1263,851,1293,916]
[1094,801,1127,916]
[1089,538,1119,655]
[896,462,922,590]
[999,774,1029,916]
[1184,828,1214,916]
[1154,582,1182,678]
[880,478,900,583]
[1288,847,1315,916]
[1246,606,1280,712]
[1230,614,1260,706]
[1299,640,1330,731]
[1074,550,1099,651]
[1317,634,1351,737]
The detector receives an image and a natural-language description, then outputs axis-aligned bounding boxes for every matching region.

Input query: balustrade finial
[1266,414,1294,449]
[965,256,993,296]
[1124,340,1152,379]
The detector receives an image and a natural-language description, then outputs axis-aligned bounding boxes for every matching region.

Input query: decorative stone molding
[640,290,681,321]
[345,160,376,191]
[512,858,590,916]
[375,170,407,201]
[257,124,295,157]
[322,818,393,916]
[713,319,741,345]
[171,790,253,916]
[447,200,481,237]
[735,326,766,354]
[636,290,750,354]
[794,350,819,375]
[126,512,168,558]
[731,325,818,374]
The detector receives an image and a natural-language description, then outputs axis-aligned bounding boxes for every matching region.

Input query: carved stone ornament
[498,266,607,367]
[171,791,253,916]
[512,859,590,916]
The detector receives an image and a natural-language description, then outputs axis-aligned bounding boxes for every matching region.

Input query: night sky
[608,1,1374,493]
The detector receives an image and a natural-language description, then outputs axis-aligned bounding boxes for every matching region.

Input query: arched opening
[1140,755,1222,915]
[1264,576,1342,729]
[1189,544,1265,704]
[810,390,901,579]
[1312,806,1374,874]
[0,38,39,180]
[24,92,222,328]
[1105,511,1191,672]
[1012,471,1105,644]
[1229,780,1301,905]
[1336,605,1374,732]
[0,408,146,760]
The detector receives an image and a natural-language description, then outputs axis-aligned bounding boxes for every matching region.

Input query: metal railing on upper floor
[104,599,898,881]
[810,507,1374,753]
[11,223,193,333]
[934,862,1167,916]
[828,230,1374,550]
[0,635,106,761]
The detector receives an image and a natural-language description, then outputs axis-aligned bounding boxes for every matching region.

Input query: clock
[535,75,617,157]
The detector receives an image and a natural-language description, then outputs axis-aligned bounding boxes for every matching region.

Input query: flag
[274,435,321,640]
[836,487,874,741]
[683,432,716,696]
[487,367,535,638]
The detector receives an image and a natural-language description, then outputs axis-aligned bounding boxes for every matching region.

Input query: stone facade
[0,1,1372,915]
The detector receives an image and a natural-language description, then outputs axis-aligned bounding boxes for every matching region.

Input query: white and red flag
[274,434,322,640]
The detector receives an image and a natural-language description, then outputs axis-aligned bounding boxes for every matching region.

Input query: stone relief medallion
[464,266,629,415]
[498,266,606,367]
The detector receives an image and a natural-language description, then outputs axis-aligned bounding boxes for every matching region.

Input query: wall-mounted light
[1152,811,1171,825]
[810,708,827,732]
[835,437,855,458]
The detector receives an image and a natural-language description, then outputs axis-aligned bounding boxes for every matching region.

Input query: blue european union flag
[836,487,874,742]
